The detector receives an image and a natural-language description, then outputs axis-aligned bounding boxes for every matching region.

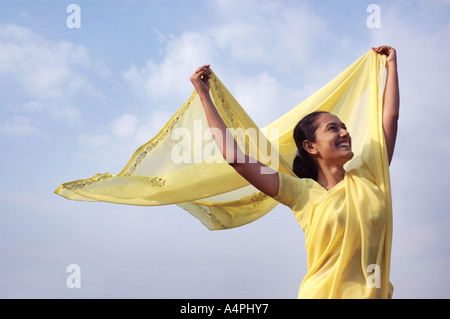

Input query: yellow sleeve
[271,172,315,229]
[272,172,299,208]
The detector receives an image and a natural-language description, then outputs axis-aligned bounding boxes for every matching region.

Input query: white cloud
[110,114,139,140]
[0,24,96,100]
[230,72,304,127]
[0,24,107,134]
[133,110,172,146]
[0,116,37,136]
[77,110,173,169]
[211,1,329,70]
[123,31,218,101]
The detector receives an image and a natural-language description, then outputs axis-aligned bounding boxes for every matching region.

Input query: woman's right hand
[190,65,212,96]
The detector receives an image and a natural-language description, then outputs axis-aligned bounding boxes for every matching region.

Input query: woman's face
[303,113,354,166]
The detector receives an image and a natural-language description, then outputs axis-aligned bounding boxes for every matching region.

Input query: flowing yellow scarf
[55,51,392,298]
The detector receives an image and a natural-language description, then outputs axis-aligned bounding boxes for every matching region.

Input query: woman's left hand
[372,45,397,65]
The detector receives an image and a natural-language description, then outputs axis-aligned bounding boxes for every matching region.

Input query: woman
[190,46,399,298]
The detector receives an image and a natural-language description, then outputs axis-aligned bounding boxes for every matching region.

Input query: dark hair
[292,111,329,180]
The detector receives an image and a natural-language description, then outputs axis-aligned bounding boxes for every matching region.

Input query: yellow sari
[55,51,393,298]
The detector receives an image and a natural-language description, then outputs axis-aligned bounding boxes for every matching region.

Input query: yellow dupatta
[55,50,390,236]
[55,51,393,298]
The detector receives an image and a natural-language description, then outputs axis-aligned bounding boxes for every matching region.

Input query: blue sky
[0,0,449,298]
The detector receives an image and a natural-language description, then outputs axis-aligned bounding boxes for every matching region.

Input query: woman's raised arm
[372,46,400,165]
[190,65,280,197]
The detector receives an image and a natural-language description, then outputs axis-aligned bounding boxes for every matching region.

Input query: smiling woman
[55,48,398,299]
[190,46,399,298]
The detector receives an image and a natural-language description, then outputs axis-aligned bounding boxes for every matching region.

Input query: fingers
[198,69,212,79]
[196,64,211,73]
[195,65,212,78]
[192,65,212,82]
[371,45,394,54]
[372,46,386,53]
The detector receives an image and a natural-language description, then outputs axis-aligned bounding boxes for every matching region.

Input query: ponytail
[293,151,318,180]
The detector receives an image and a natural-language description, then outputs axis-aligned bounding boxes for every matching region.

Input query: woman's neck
[316,164,345,190]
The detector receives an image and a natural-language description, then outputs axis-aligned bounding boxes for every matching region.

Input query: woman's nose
[340,128,349,136]
[340,129,351,142]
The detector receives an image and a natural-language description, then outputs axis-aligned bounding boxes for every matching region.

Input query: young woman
[190,46,399,298]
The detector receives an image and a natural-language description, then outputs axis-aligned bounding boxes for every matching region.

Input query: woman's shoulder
[271,172,317,209]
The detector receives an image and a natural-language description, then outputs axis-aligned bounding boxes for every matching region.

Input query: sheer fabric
[273,166,393,298]
[55,51,393,297]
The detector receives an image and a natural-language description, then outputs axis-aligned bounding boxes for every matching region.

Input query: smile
[336,140,351,149]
